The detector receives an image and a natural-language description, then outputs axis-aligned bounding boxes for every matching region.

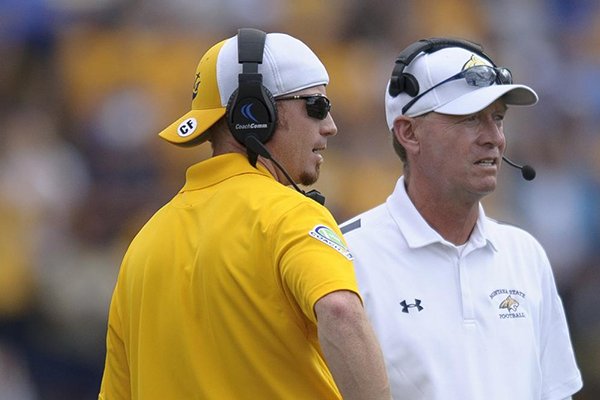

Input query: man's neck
[404,179,480,245]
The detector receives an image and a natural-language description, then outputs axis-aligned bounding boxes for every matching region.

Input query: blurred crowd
[1,0,599,398]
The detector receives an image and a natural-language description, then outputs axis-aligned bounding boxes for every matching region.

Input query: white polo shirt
[341,176,582,400]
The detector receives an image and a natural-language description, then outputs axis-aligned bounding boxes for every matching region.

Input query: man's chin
[299,170,319,186]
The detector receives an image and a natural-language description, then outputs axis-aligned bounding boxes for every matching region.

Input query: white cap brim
[385,46,540,128]
[435,84,538,115]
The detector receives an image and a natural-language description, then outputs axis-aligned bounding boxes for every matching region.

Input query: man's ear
[392,116,420,155]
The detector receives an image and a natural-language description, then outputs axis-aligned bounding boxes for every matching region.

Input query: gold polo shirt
[100,153,359,399]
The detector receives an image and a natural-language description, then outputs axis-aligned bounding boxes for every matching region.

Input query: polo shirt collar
[385,176,497,252]
[181,153,275,192]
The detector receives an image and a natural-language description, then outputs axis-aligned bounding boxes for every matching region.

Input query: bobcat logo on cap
[462,54,488,70]
[192,72,201,100]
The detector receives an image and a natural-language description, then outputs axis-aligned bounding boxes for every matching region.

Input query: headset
[226,28,278,161]
[387,37,536,181]
[225,28,327,204]
[388,37,493,98]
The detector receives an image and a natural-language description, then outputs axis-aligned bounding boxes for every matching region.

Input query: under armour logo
[400,299,423,313]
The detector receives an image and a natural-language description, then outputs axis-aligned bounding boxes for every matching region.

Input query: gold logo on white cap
[462,55,488,70]
[192,72,201,100]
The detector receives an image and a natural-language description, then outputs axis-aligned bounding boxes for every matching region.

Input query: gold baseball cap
[158,40,228,146]
[159,31,329,147]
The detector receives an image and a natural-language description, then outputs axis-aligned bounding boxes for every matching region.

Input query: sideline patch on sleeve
[309,225,354,261]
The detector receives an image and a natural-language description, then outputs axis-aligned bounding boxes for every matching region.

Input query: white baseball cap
[159,31,329,146]
[385,46,538,129]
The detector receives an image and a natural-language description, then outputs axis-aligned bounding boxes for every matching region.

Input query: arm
[315,290,391,400]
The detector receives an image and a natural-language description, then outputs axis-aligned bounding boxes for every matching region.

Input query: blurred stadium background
[1,0,599,398]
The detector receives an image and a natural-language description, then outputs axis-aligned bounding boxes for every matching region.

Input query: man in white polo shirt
[341,38,582,399]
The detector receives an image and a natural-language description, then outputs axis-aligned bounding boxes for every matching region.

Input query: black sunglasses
[276,94,332,120]
[402,65,513,114]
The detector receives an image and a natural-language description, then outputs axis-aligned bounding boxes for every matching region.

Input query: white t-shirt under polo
[341,176,582,400]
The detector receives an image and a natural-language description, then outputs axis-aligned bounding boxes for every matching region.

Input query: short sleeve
[273,201,360,324]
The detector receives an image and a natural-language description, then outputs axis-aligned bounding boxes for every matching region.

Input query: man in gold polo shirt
[98,29,390,400]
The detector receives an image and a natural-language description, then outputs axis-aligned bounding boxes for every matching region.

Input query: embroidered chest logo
[489,289,527,319]
[400,299,423,313]
[499,295,519,312]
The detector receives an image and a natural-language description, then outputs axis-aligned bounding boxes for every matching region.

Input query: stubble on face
[299,165,320,186]
[273,100,322,187]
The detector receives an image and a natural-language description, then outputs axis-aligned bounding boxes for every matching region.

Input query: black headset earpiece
[388,37,491,98]
[227,28,278,150]
[225,28,327,205]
